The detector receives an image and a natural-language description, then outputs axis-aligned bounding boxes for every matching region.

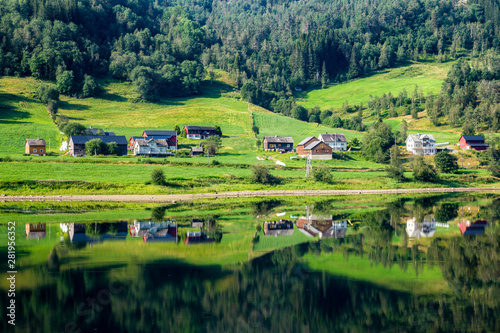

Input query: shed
[25,138,46,156]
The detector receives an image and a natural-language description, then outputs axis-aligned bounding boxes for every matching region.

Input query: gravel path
[2,187,500,203]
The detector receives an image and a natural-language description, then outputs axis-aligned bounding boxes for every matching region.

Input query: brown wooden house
[25,138,46,156]
[25,223,47,239]
[263,136,294,152]
[296,136,319,156]
[303,141,333,160]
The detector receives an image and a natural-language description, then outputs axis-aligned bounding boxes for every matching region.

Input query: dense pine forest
[1,0,500,124]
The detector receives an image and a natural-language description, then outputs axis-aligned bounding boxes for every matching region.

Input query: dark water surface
[1,194,499,332]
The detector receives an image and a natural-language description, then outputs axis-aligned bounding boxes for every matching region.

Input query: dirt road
[2,187,500,203]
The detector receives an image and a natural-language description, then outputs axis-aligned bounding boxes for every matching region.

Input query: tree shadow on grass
[58,100,90,112]
[100,92,128,103]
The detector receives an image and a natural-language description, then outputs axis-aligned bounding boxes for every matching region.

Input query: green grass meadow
[297,62,452,109]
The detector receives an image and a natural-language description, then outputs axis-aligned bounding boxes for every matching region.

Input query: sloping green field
[0,77,62,154]
[298,62,453,109]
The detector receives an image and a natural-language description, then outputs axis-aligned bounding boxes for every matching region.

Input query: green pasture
[253,225,312,252]
[0,77,62,154]
[253,111,362,143]
[303,251,449,295]
[298,61,452,110]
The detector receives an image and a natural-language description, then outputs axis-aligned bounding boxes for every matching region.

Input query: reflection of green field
[253,225,312,252]
[303,252,449,295]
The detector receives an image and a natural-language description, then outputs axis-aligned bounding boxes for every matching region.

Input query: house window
[40,149,43,153]
[34,149,37,152]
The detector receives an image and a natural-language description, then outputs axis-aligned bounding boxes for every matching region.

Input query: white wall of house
[319,134,347,151]
[134,141,168,155]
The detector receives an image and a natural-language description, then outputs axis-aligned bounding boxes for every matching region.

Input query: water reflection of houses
[69,222,128,243]
[25,223,47,239]
[405,216,452,239]
[185,231,215,245]
[191,218,204,229]
[297,215,347,239]
[460,220,488,236]
[263,220,294,236]
[130,220,177,243]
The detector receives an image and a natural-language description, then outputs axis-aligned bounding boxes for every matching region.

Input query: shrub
[211,160,220,166]
[106,142,118,155]
[47,99,58,114]
[434,151,459,173]
[56,70,75,95]
[256,225,262,232]
[413,156,439,182]
[36,84,59,103]
[85,138,107,156]
[489,160,500,177]
[251,165,280,185]
[82,75,102,98]
[312,164,333,183]
[62,122,86,137]
[151,168,166,185]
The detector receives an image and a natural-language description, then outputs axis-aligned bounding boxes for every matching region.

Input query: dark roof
[461,135,485,141]
[144,136,175,141]
[70,135,128,145]
[264,136,294,143]
[184,126,216,131]
[320,133,346,142]
[143,130,177,136]
[26,138,46,146]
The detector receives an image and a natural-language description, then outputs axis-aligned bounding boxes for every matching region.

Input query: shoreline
[2,187,500,203]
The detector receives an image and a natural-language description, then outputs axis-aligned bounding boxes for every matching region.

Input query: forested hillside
[1,0,500,111]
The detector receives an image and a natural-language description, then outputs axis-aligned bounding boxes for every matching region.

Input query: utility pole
[49,137,51,155]
[305,154,313,178]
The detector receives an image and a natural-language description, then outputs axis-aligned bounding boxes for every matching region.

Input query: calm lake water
[1,194,499,332]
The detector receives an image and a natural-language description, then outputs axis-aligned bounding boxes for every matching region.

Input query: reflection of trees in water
[251,199,282,217]
[4,239,500,332]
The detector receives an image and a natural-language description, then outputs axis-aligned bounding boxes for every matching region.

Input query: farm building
[25,138,46,156]
[319,133,347,151]
[142,130,177,150]
[69,135,128,157]
[459,135,489,151]
[406,134,437,155]
[25,223,46,239]
[296,137,319,156]
[297,216,347,239]
[133,138,170,157]
[183,126,217,139]
[460,220,488,236]
[87,126,115,136]
[263,135,294,152]
[302,141,332,160]
[191,146,204,156]
[263,220,294,236]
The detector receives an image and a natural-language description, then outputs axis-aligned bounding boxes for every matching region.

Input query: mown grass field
[0,77,62,154]
[297,61,453,109]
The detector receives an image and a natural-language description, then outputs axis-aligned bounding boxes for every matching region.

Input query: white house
[406,216,437,239]
[406,134,436,155]
[319,133,347,151]
[134,138,169,156]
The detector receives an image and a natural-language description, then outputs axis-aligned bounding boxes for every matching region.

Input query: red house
[460,220,488,236]
[459,135,489,151]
